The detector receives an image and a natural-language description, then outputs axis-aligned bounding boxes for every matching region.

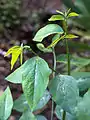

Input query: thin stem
[66,39,70,75]
[62,111,66,120]
[51,48,56,120]
[62,19,70,120]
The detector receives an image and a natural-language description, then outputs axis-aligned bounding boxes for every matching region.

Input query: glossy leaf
[75,89,90,120]
[68,12,79,17]
[49,75,79,113]
[48,15,64,21]
[55,105,76,120]
[22,57,51,111]
[0,87,13,120]
[5,46,23,70]
[33,24,64,42]
[71,72,90,91]
[13,90,51,112]
[65,34,78,39]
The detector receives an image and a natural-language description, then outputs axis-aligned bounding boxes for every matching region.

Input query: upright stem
[62,19,70,120]
[66,39,70,75]
[51,48,56,120]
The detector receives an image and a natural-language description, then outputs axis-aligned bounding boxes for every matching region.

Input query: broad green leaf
[5,46,23,70]
[71,72,90,91]
[19,110,36,120]
[0,87,13,120]
[13,90,51,112]
[36,115,47,120]
[48,15,64,21]
[75,89,90,120]
[5,60,28,83]
[33,24,64,42]
[55,105,76,120]
[22,57,51,111]
[37,43,52,53]
[68,12,79,17]
[49,75,79,114]
[65,34,78,39]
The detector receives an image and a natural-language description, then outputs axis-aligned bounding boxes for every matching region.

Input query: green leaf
[68,12,79,17]
[36,115,47,120]
[4,46,23,70]
[48,35,65,48]
[48,15,64,21]
[19,110,36,120]
[22,57,51,111]
[75,89,90,120]
[55,105,76,120]
[56,10,64,16]
[34,90,51,111]
[65,34,78,39]
[33,24,64,42]
[6,66,23,83]
[71,72,90,91]
[13,94,29,112]
[52,34,60,41]
[57,54,90,67]
[37,43,52,53]
[0,87,13,120]
[49,75,79,114]
[13,90,51,112]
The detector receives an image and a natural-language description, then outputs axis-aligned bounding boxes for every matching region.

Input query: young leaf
[33,24,64,42]
[0,87,13,120]
[5,46,23,70]
[49,75,79,114]
[13,90,51,112]
[75,89,90,120]
[37,43,52,53]
[68,12,79,17]
[52,34,60,41]
[56,10,64,16]
[48,15,64,21]
[48,35,65,48]
[65,34,78,39]
[71,72,90,91]
[22,57,51,111]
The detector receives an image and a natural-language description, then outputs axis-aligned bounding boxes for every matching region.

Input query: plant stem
[66,39,70,75]
[62,38,70,120]
[62,19,70,120]
[51,48,56,120]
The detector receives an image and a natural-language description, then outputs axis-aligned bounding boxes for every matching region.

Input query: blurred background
[0,0,90,119]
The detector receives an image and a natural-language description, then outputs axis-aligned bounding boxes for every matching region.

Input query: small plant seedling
[1,8,90,120]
